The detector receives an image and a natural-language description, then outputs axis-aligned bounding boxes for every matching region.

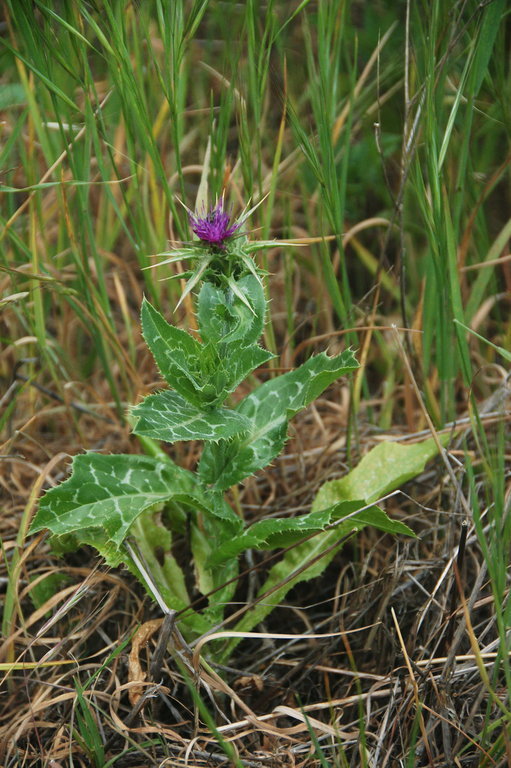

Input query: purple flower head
[189,200,241,248]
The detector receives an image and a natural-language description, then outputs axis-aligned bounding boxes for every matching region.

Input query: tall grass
[1,0,510,764]
[4,1,507,396]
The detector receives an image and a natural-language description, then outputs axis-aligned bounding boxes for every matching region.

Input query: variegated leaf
[141,298,204,406]
[199,349,359,489]
[30,454,200,554]
[217,436,441,660]
[207,500,364,566]
[200,341,274,398]
[142,292,272,408]
[131,390,251,443]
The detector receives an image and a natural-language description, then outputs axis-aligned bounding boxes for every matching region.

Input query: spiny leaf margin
[200,348,359,489]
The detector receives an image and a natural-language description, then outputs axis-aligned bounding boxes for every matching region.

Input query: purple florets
[189,201,241,248]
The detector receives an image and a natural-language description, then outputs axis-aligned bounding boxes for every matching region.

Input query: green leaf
[199,340,274,402]
[142,293,273,409]
[219,436,443,660]
[131,390,251,442]
[141,298,204,406]
[31,453,240,639]
[29,572,68,612]
[208,499,414,567]
[129,514,191,609]
[196,277,274,400]
[218,504,413,662]
[312,436,448,511]
[197,276,267,346]
[205,489,243,529]
[189,521,239,626]
[126,513,213,638]
[208,500,361,566]
[31,453,203,558]
[200,349,359,489]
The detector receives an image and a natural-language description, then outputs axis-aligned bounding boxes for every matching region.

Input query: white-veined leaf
[141,299,204,406]
[31,454,199,552]
[142,293,273,408]
[131,390,251,443]
[208,499,414,566]
[200,349,359,489]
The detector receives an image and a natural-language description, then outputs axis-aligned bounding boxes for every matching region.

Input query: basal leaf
[131,390,251,442]
[218,504,413,662]
[312,436,447,511]
[127,515,218,639]
[30,454,200,551]
[129,515,190,608]
[208,501,362,566]
[218,436,443,660]
[208,500,414,567]
[190,521,239,626]
[31,453,237,640]
[200,349,359,489]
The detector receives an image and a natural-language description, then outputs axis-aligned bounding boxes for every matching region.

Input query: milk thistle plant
[30,197,411,649]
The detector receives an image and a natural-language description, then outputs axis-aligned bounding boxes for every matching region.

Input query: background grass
[1,0,510,765]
